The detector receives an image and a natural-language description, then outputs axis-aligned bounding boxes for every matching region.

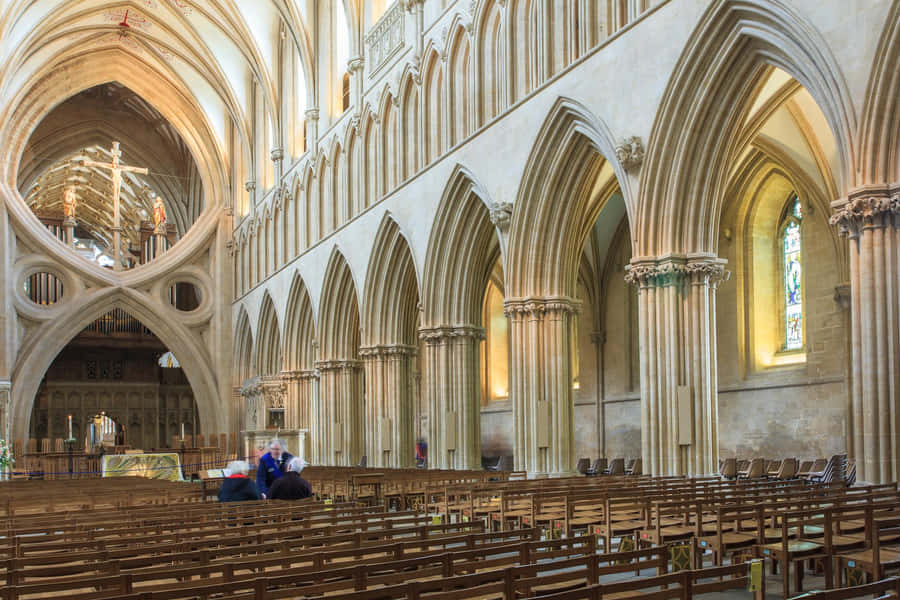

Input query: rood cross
[81,142,148,270]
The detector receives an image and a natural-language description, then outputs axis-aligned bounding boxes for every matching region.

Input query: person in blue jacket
[256,439,294,499]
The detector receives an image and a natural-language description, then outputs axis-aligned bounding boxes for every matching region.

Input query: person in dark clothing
[218,460,261,502]
[256,439,294,499]
[268,457,313,500]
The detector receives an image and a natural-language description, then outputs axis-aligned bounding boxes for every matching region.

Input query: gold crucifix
[81,142,148,270]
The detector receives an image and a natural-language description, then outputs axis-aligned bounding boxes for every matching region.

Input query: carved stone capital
[347,56,365,73]
[270,147,284,162]
[418,325,486,344]
[315,359,363,372]
[503,296,581,318]
[304,107,320,121]
[359,344,418,358]
[686,258,731,288]
[244,180,257,193]
[625,255,729,289]
[830,188,900,237]
[489,202,513,231]
[281,369,319,382]
[615,136,644,172]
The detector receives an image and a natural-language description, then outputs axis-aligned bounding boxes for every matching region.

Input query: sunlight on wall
[483,281,508,400]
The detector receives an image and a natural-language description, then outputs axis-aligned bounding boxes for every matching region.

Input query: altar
[101,453,183,481]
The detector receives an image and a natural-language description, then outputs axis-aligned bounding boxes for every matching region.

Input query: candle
[181,423,185,440]
[68,415,73,440]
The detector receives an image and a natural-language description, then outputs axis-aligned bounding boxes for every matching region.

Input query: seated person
[256,438,294,499]
[268,457,313,500]
[218,460,261,502]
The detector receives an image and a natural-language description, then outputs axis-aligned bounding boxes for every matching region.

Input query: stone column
[419,326,483,469]
[591,331,606,457]
[281,369,317,431]
[305,108,320,153]
[313,360,364,466]
[270,147,284,183]
[626,255,728,476]
[361,345,417,468]
[0,380,10,446]
[348,57,365,114]
[830,188,900,483]
[505,298,579,476]
[63,216,75,247]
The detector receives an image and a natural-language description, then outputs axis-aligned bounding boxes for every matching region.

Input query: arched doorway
[28,307,201,453]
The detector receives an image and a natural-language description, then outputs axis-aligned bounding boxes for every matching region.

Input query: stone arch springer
[10,287,224,441]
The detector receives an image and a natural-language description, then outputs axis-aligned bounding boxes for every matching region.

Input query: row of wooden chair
[719,455,853,484]
[577,458,643,477]
[0,492,771,600]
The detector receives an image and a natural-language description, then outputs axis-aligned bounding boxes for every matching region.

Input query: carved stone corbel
[615,136,644,173]
[489,201,513,232]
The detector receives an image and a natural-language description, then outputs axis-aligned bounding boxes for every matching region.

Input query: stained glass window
[783,198,803,350]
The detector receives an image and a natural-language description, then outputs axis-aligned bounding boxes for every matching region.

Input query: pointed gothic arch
[447,21,474,146]
[255,292,282,376]
[475,0,506,125]
[363,214,421,347]
[11,289,224,441]
[399,70,420,180]
[318,248,362,361]
[423,166,500,328]
[857,0,900,183]
[283,272,318,371]
[507,97,631,299]
[637,0,857,257]
[422,46,444,163]
[234,305,254,385]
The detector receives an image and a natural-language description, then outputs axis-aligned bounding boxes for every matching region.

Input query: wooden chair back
[776,457,798,479]
[720,458,737,479]
[607,458,625,476]
[575,458,590,475]
[744,457,765,479]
